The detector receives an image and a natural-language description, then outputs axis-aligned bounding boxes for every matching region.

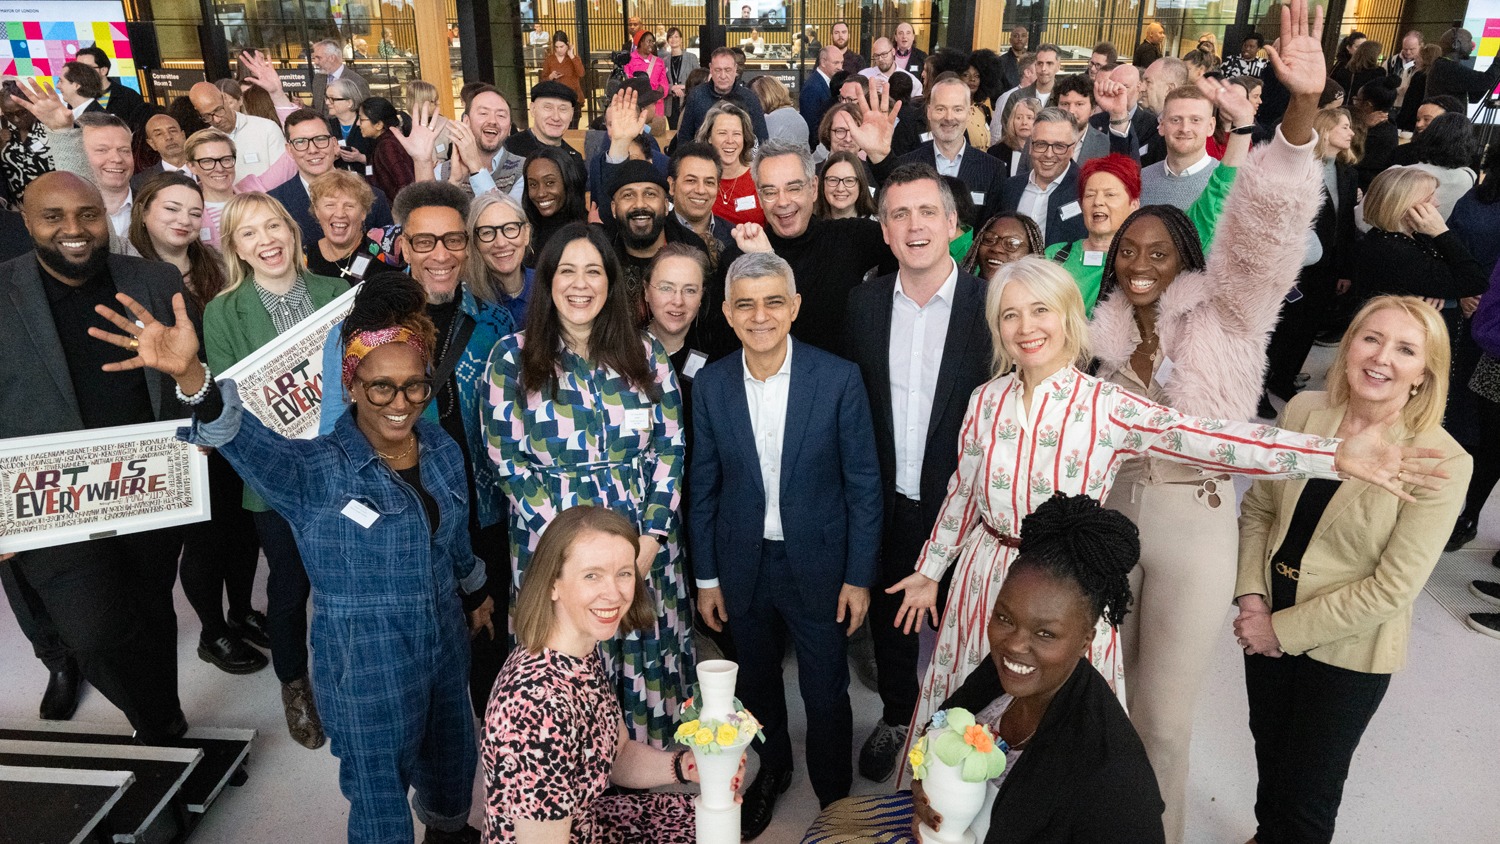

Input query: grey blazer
[661,48,700,114]
[0,252,191,439]
[312,66,371,114]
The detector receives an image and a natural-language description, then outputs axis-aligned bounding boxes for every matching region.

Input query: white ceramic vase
[916,728,988,844]
[691,660,752,844]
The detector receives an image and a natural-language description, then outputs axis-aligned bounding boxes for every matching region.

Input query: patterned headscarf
[341,326,428,389]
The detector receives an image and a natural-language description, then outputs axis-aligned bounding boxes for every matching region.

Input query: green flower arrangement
[909,707,1008,783]
[673,694,764,754]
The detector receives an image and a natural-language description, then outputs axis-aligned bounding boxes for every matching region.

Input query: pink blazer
[623,52,669,116]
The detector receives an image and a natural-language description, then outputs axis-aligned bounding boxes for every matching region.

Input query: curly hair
[1010,492,1140,627]
[339,270,437,360]
[1098,205,1206,299]
[1410,112,1478,170]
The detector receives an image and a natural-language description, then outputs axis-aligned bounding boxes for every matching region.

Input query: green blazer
[204,272,347,511]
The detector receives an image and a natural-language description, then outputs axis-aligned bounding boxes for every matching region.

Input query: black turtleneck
[40,259,155,429]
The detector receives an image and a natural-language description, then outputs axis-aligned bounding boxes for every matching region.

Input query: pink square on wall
[23,21,41,39]
[30,57,49,76]
[114,38,132,59]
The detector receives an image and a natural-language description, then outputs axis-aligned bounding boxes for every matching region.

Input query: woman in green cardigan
[204,192,347,750]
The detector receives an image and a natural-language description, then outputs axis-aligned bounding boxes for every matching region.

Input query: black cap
[620,72,665,108]
[530,80,578,107]
[608,159,668,198]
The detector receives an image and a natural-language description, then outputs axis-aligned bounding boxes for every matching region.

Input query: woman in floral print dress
[485,223,693,747]
[887,257,1450,781]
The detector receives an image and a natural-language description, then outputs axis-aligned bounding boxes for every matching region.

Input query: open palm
[1265,0,1327,97]
[87,292,201,378]
[1334,409,1450,502]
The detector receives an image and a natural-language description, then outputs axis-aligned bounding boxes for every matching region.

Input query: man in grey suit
[0,172,192,742]
[310,39,370,114]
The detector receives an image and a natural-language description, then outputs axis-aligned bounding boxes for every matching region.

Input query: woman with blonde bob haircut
[1356,166,1487,302]
[482,505,715,842]
[889,257,1452,778]
[1234,295,1470,844]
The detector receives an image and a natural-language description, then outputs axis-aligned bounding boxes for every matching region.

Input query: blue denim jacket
[181,383,486,623]
[318,284,514,529]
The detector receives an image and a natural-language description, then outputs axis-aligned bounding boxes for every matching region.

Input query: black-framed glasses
[328,97,353,104]
[289,134,335,151]
[475,222,527,242]
[403,231,469,253]
[1031,140,1076,155]
[980,233,1026,252]
[357,377,433,406]
[823,175,860,189]
[197,105,228,122]
[192,154,236,171]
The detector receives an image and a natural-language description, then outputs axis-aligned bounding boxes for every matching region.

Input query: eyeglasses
[289,134,336,151]
[980,233,1026,252]
[1031,140,1076,155]
[872,49,893,60]
[192,154,237,171]
[758,181,809,202]
[823,176,860,189]
[831,126,854,138]
[652,282,702,298]
[328,97,352,104]
[475,222,527,242]
[197,105,228,122]
[403,231,470,253]
[357,377,433,407]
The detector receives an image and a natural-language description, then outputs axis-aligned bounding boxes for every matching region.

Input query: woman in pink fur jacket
[1085,5,1331,841]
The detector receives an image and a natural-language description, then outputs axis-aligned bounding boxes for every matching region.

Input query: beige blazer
[1236,391,1471,674]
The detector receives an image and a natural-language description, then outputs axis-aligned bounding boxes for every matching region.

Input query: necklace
[431,304,464,419]
[995,707,1039,752]
[375,435,416,461]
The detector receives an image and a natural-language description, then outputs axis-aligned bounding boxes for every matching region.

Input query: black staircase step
[0,764,134,844]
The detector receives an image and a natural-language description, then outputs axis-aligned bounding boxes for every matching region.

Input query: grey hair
[314,39,342,57]
[724,251,796,299]
[464,192,529,306]
[751,139,816,186]
[1032,106,1075,128]
[327,77,363,106]
[929,75,972,106]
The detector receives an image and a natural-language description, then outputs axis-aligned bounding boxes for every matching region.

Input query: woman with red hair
[1045,153,1143,314]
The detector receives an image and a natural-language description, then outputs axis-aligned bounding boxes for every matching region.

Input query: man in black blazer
[132,114,194,192]
[75,46,154,133]
[891,22,927,76]
[844,163,993,782]
[0,172,192,742]
[801,46,839,137]
[997,108,1086,246]
[267,109,393,246]
[872,77,1007,224]
[692,251,882,837]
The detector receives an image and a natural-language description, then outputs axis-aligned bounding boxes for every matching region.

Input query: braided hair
[961,212,1045,275]
[339,270,436,357]
[1098,205,1206,300]
[1010,493,1139,626]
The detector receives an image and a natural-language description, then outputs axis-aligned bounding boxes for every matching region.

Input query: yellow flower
[675,720,700,741]
[908,747,925,770]
[716,724,738,746]
[693,728,714,745]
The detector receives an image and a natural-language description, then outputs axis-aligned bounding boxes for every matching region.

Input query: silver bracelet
[175,361,213,406]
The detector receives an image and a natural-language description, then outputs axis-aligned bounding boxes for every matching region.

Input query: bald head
[189,81,235,132]
[144,113,187,165]
[21,172,111,282]
[873,37,895,72]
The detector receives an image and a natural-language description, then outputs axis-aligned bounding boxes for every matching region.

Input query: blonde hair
[512,506,655,653]
[308,169,375,216]
[218,192,308,294]
[1361,166,1439,233]
[984,256,1089,376]
[405,79,439,110]
[749,74,793,113]
[1325,296,1450,433]
[1313,107,1357,165]
[183,128,236,161]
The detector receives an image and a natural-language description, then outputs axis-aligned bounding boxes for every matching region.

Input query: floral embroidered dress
[902,367,1341,767]
[484,331,694,746]
[482,647,695,843]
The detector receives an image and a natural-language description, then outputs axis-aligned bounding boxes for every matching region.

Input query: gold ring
[128,338,139,350]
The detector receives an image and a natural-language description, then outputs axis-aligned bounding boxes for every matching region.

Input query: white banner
[218,284,359,440]
[0,420,210,553]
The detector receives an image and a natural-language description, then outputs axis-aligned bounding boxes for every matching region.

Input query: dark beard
[620,212,666,251]
[36,241,109,282]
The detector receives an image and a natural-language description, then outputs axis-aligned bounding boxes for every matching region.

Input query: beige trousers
[1108,473,1240,844]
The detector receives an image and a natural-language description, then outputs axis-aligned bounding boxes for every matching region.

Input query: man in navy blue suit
[266,109,393,246]
[997,107,1085,246]
[800,45,840,136]
[690,251,882,839]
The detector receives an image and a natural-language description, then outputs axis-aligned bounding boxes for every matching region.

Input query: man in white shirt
[1015,44,1061,107]
[843,163,994,783]
[310,38,370,113]
[997,108,1084,245]
[861,38,923,98]
[1390,31,1424,118]
[77,113,134,243]
[1140,86,1219,209]
[691,251,880,839]
[188,82,286,179]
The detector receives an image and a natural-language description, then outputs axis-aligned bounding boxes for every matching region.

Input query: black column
[458,0,494,84]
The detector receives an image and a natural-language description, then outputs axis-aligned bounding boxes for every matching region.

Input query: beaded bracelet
[671,749,689,785]
[175,361,214,406]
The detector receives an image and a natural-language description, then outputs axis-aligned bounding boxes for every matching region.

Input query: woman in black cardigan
[1353,77,1400,191]
[907,493,1164,844]
[1355,166,1488,304]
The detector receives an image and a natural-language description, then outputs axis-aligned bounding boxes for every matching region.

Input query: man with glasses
[268,110,393,247]
[309,38,370,114]
[843,162,993,784]
[997,107,1086,245]
[1089,42,1119,80]
[188,81,285,178]
[860,38,923,98]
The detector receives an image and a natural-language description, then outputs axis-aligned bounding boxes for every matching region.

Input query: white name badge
[683,350,708,379]
[1059,201,1082,220]
[349,254,373,279]
[365,165,375,176]
[1139,144,1150,157]
[1083,250,1106,267]
[920,131,933,142]
[200,227,212,241]
[970,191,985,206]
[245,152,260,163]
[341,499,379,528]
[623,407,653,432]
[734,194,757,212]
[1156,356,1176,388]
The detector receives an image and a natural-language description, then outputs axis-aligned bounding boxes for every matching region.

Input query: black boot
[39,657,81,721]
[226,609,272,648]
[1447,515,1479,553]
[197,635,269,674]
[740,766,792,840]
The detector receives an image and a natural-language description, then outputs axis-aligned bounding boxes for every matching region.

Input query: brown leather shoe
[280,676,326,749]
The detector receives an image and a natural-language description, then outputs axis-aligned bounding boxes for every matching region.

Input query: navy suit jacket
[895,141,1008,223]
[998,163,1086,247]
[800,69,833,137]
[267,175,393,249]
[689,340,883,617]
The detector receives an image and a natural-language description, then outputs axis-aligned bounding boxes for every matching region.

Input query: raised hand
[606,87,648,156]
[447,120,486,175]
[392,101,443,163]
[87,292,201,382]
[730,222,773,253]
[1094,76,1131,120]
[10,78,74,132]
[237,50,285,98]
[848,81,900,162]
[1196,75,1256,127]
[1264,0,1326,98]
[1333,408,1450,502]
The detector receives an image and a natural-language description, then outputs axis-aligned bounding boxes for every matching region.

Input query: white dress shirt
[890,261,958,499]
[108,189,134,239]
[1020,169,1067,239]
[1163,151,1214,178]
[229,112,288,179]
[745,338,795,541]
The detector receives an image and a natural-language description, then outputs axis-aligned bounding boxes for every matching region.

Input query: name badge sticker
[200,227,212,241]
[623,407,653,431]
[365,165,375,176]
[920,131,933,142]
[1156,356,1177,388]
[970,191,985,206]
[734,194,757,212]
[341,499,379,529]
[1082,250,1106,267]
[683,350,708,379]
[245,152,260,163]
[349,254,373,279]
[1059,201,1082,220]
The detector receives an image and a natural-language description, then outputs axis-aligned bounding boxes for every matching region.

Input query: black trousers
[867,496,924,726]
[1245,652,1390,844]
[1264,268,1338,400]
[1,562,69,672]
[9,529,185,741]
[467,522,511,717]
[252,509,311,683]
[179,452,260,641]
[729,540,853,807]
[1462,386,1500,523]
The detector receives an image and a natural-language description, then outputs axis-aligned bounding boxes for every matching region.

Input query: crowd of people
[0,1,1495,841]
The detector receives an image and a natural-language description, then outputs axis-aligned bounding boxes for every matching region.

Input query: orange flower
[964,724,994,754]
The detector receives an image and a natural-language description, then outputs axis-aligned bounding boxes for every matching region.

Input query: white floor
[4,349,1500,843]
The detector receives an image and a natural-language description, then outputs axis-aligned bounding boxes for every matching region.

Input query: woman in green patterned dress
[484,221,693,747]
